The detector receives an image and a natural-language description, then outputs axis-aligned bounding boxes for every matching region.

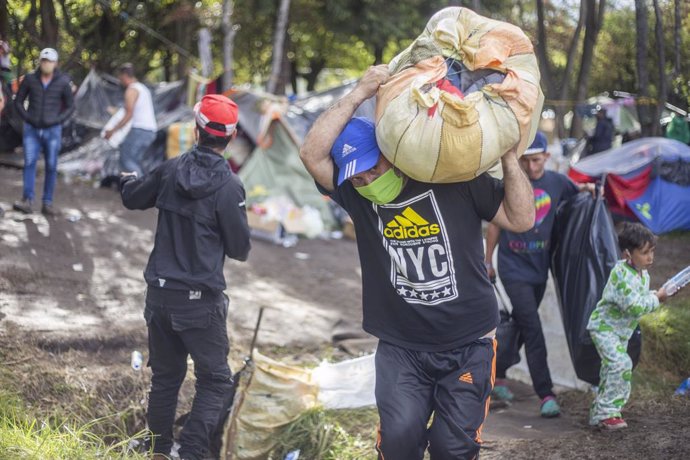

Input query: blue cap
[524,131,548,155]
[331,117,382,185]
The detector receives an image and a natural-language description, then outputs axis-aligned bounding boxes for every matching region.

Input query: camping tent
[568,137,690,234]
[229,85,375,231]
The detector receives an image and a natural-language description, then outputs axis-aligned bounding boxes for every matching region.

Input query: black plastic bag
[550,192,642,385]
[494,284,522,372]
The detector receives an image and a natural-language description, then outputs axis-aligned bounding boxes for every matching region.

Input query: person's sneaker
[598,417,628,430]
[492,380,515,402]
[540,395,561,418]
[41,203,58,217]
[13,199,33,214]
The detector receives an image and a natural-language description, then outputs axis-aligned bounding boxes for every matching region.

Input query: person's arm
[56,77,75,124]
[299,65,389,192]
[105,86,139,139]
[120,167,162,210]
[14,77,33,124]
[216,180,251,261]
[490,149,535,233]
[608,266,665,315]
[485,222,501,282]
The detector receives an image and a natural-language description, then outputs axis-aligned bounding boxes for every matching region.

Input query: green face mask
[354,168,404,205]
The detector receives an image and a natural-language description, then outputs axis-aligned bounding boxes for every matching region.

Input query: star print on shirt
[397,286,408,296]
[442,286,452,296]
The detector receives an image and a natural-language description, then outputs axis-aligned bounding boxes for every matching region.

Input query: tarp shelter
[58,69,192,180]
[229,85,375,231]
[568,137,690,234]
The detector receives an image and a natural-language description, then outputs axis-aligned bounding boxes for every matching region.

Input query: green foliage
[269,407,379,460]
[639,299,690,382]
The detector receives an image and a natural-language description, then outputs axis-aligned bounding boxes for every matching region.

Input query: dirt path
[1,165,689,459]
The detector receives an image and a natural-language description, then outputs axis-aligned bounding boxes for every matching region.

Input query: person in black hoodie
[120,94,251,460]
[13,48,74,216]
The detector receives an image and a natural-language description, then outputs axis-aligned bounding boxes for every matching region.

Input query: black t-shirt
[498,170,578,285]
[323,173,505,352]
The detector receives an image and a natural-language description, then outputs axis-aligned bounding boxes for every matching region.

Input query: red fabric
[428,79,464,118]
[605,166,652,216]
[568,168,596,183]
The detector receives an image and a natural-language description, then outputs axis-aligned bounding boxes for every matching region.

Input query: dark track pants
[496,282,554,399]
[143,288,233,460]
[374,338,496,460]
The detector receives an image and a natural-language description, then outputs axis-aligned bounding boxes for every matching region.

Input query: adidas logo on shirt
[384,207,440,240]
[341,143,357,157]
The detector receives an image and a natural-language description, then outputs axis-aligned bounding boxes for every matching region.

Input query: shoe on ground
[540,395,561,418]
[492,380,514,402]
[41,203,58,217]
[598,417,628,430]
[13,199,33,214]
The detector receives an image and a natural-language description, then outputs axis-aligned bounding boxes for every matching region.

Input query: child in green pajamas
[587,222,668,430]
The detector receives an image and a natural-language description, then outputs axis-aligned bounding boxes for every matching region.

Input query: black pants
[496,282,554,399]
[374,339,496,460]
[144,287,233,460]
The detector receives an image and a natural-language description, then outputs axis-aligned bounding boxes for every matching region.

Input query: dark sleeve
[57,77,75,124]
[13,78,32,124]
[216,179,251,261]
[120,167,163,210]
[314,165,349,210]
[466,173,505,222]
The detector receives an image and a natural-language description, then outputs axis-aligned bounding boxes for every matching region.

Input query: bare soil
[1,165,689,459]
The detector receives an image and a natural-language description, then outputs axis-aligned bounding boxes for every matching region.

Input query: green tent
[238,119,335,230]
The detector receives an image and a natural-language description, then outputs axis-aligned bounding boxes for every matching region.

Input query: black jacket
[14,69,75,128]
[121,146,251,292]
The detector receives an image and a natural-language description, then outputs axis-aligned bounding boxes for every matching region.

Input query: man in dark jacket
[120,94,251,460]
[13,48,74,216]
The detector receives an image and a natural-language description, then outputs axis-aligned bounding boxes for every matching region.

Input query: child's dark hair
[617,222,657,252]
[196,123,232,150]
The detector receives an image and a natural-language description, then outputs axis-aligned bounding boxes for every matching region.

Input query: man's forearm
[301,88,368,164]
[501,152,535,231]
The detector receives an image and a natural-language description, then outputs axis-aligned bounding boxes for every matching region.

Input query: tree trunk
[652,0,666,136]
[0,0,9,40]
[570,0,606,138]
[305,57,325,92]
[673,0,681,77]
[635,0,653,136]
[198,27,213,78]
[221,0,236,92]
[39,0,59,47]
[472,0,481,13]
[535,0,585,139]
[373,44,384,65]
[267,0,291,94]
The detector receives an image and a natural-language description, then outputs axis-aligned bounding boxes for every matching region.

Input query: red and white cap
[194,94,239,137]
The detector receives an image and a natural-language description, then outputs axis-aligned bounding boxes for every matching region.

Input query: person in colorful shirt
[485,131,595,417]
[587,222,668,430]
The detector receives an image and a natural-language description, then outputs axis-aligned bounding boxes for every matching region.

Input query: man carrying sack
[120,94,251,460]
[300,65,535,460]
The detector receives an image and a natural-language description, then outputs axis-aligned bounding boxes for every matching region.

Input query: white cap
[39,48,58,62]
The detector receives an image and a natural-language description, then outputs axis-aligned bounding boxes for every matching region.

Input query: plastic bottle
[131,351,143,371]
[663,266,690,297]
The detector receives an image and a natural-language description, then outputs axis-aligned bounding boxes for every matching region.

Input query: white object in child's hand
[662,265,690,297]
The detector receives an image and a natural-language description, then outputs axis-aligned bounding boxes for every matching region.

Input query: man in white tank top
[105,63,158,177]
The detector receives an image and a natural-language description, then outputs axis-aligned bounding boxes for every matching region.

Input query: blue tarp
[628,176,690,234]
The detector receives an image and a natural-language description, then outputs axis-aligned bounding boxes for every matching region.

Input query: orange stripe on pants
[474,337,497,444]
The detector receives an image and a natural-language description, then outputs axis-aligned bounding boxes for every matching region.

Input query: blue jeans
[23,123,62,204]
[119,128,156,177]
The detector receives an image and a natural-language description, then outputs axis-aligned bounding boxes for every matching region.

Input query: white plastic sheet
[313,353,376,410]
